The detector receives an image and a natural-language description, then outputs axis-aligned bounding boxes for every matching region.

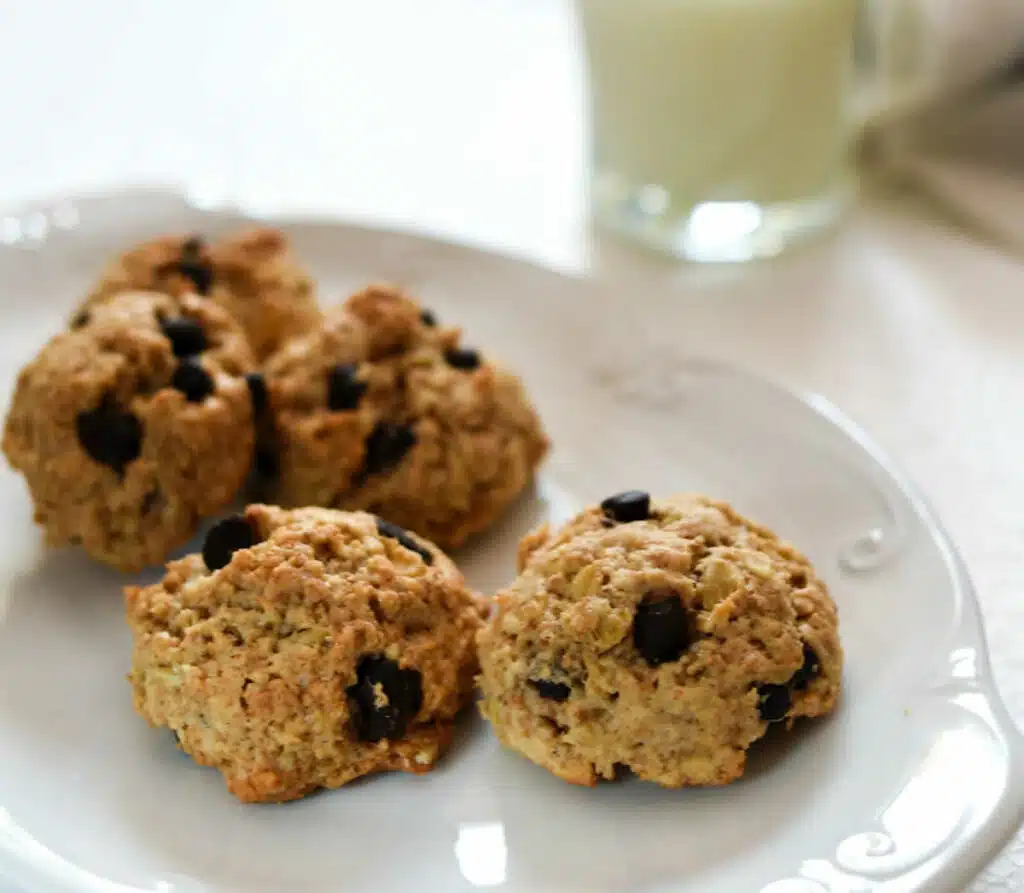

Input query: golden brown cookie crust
[80,228,321,360]
[262,284,549,550]
[3,292,255,570]
[478,493,843,788]
[126,505,486,803]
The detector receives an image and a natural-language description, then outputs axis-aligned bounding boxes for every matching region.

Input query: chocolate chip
[757,684,792,723]
[790,644,821,690]
[530,679,571,702]
[633,593,693,666]
[140,487,162,515]
[70,310,90,330]
[160,318,208,357]
[182,235,205,255]
[601,490,651,523]
[326,363,367,411]
[376,518,433,565]
[420,309,438,327]
[346,655,423,742]
[254,445,279,479]
[245,371,268,415]
[76,397,142,474]
[174,258,214,295]
[171,358,214,402]
[362,422,416,477]
[444,347,480,370]
[202,514,258,571]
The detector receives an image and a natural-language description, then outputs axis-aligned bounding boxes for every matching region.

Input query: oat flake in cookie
[478,493,842,787]
[125,505,486,803]
[79,228,321,360]
[2,292,256,571]
[261,283,549,550]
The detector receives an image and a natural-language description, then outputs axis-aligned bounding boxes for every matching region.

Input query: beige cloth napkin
[863,0,1024,253]
[865,0,1024,113]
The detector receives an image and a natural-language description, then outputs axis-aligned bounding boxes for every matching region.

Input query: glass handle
[855,0,938,128]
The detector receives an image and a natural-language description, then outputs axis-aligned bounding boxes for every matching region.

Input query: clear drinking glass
[577,0,860,262]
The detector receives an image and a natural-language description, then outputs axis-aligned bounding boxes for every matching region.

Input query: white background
[0,2,1021,890]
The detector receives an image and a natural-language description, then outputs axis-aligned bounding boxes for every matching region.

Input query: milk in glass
[578,0,859,261]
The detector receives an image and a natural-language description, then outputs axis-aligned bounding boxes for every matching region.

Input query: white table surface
[0,2,1021,891]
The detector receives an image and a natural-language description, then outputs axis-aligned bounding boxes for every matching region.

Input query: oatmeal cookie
[477,492,842,787]
[260,284,548,550]
[126,504,485,803]
[3,291,256,570]
[79,228,320,359]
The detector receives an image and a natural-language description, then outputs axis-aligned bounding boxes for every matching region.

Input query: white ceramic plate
[0,191,1020,893]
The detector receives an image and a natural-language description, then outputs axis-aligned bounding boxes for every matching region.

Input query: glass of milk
[577,0,860,262]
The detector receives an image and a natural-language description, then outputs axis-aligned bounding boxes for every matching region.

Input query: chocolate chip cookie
[259,283,549,550]
[3,291,256,570]
[125,504,486,803]
[477,492,842,787]
[80,228,320,359]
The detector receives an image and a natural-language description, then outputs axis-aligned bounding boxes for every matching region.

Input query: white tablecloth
[0,2,1020,891]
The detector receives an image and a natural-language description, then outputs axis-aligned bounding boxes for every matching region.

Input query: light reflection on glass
[682,201,765,262]
[689,201,762,236]
[455,822,508,888]
[636,184,669,216]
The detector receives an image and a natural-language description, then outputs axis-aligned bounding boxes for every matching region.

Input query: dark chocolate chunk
[346,655,423,742]
[171,358,214,402]
[790,643,821,691]
[202,514,258,571]
[420,309,438,327]
[601,490,651,524]
[160,317,208,357]
[530,679,571,702]
[444,347,481,370]
[253,445,279,479]
[757,684,792,723]
[376,518,434,565]
[76,396,142,474]
[245,371,268,415]
[182,235,205,255]
[70,310,90,330]
[633,592,693,666]
[326,363,367,411]
[140,487,163,515]
[174,258,214,295]
[362,422,416,477]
